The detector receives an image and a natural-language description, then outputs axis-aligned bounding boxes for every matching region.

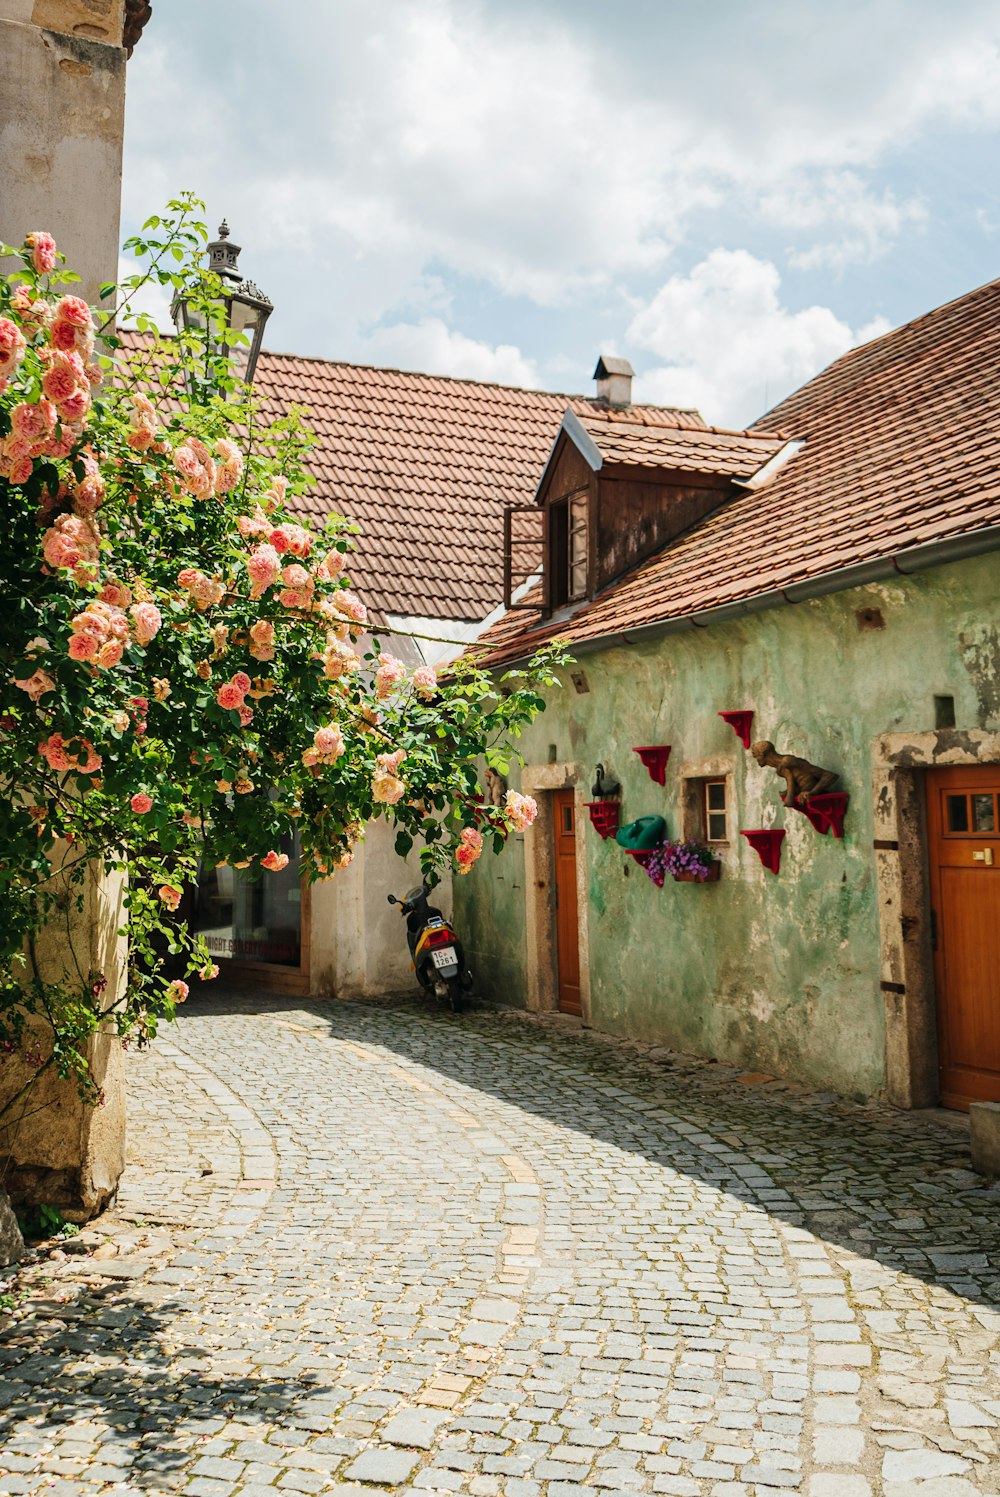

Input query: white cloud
[120,2,1000,365]
[362,317,541,387]
[629,249,889,427]
[759,173,928,271]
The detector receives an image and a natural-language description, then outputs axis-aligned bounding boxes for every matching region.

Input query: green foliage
[0,194,567,1116]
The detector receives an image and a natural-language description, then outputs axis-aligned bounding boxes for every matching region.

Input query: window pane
[972,794,996,833]
[946,795,969,832]
[562,805,574,832]
[708,812,727,841]
[707,782,726,811]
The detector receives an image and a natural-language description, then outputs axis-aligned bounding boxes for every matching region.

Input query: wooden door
[553,789,581,1015]
[927,766,1000,1110]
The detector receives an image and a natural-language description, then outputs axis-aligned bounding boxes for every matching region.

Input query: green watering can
[615,815,666,851]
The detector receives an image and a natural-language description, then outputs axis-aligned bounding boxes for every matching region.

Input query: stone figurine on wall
[750,740,840,806]
[484,767,507,806]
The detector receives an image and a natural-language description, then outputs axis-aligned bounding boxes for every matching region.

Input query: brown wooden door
[927,766,1000,1110]
[553,789,581,1015]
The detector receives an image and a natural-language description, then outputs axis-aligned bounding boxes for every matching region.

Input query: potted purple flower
[659,839,721,883]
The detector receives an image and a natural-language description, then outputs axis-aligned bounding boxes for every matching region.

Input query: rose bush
[0,195,563,1114]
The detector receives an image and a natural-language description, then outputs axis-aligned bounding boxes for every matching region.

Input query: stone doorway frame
[873,728,1000,1108]
[520,761,592,1023]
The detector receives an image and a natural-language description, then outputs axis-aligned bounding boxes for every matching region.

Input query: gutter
[497,522,1000,665]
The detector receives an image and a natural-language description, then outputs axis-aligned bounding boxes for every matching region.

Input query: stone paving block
[383,1409,451,1449]
[345,1449,421,1485]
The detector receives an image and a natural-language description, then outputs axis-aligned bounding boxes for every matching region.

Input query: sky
[121,0,1000,427]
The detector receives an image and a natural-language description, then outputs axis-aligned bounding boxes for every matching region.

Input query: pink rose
[130,602,162,646]
[100,580,132,608]
[130,793,153,814]
[157,884,182,911]
[504,789,538,832]
[261,850,290,872]
[375,653,407,699]
[216,683,244,710]
[70,609,109,640]
[412,664,437,699]
[54,295,91,329]
[26,231,58,275]
[372,771,405,805]
[11,401,56,443]
[39,734,71,772]
[13,668,55,702]
[166,980,189,1003]
[312,725,345,763]
[41,357,80,405]
[0,318,27,374]
[231,671,251,694]
[68,632,99,661]
[237,704,254,726]
[246,544,281,597]
[316,548,345,581]
[8,455,33,485]
[74,474,105,515]
[336,590,367,625]
[57,389,90,423]
[249,619,275,661]
[460,827,483,852]
[96,639,124,669]
[200,963,220,981]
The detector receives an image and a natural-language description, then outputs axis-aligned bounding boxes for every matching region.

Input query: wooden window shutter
[503,503,546,610]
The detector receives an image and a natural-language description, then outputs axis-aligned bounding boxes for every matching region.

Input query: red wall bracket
[624,847,666,887]
[718,710,754,749]
[585,801,621,840]
[632,745,672,785]
[741,827,785,874]
[793,792,849,839]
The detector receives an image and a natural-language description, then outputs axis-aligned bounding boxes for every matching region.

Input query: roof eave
[489,521,1000,668]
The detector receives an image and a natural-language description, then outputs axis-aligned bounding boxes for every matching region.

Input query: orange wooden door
[927,766,1000,1110]
[553,789,581,1015]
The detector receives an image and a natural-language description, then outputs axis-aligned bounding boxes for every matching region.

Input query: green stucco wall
[455,553,1000,1100]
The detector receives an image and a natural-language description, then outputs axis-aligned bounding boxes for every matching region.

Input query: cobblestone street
[2,994,1000,1496]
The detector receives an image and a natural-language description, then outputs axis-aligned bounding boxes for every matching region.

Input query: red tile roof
[248,352,704,621]
[475,276,1000,666]
[573,413,786,477]
[116,332,703,622]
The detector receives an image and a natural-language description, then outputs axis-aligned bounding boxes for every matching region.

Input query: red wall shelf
[792,792,849,839]
[741,828,785,874]
[718,710,754,749]
[632,745,672,785]
[584,801,621,840]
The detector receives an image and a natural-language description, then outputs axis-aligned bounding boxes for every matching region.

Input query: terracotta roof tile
[575,414,785,477]
[477,276,1000,665]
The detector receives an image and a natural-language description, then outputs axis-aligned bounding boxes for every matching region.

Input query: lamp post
[172,220,273,387]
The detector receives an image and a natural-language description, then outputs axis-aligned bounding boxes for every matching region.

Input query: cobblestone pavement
[2,994,1000,1497]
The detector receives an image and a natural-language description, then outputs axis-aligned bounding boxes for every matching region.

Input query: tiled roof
[115,331,703,622]
[476,276,1000,666]
[248,352,704,621]
[574,413,786,477]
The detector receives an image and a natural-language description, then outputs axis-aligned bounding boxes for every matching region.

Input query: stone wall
[0,0,126,303]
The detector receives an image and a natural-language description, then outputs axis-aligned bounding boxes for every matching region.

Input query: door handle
[972,848,995,865]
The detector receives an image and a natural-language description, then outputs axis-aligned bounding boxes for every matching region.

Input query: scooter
[387,883,474,1011]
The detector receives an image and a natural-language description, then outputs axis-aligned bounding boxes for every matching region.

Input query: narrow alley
[1,996,998,1497]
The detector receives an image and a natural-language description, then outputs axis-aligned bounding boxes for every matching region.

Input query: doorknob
[973,848,995,865]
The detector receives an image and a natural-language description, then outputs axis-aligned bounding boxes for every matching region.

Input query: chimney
[593,354,634,407]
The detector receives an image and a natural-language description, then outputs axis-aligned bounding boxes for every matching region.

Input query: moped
[387,883,474,1011]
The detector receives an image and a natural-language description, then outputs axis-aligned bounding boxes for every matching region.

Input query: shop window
[192,828,302,967]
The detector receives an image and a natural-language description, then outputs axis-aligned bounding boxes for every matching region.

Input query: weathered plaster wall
[310,819,453,998]
[0,0,126,303]
[456,552,1000,1100]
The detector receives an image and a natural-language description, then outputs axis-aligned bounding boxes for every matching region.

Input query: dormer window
[550,491,588,608]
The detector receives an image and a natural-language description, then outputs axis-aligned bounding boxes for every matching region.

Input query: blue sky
[122,0,1000,426]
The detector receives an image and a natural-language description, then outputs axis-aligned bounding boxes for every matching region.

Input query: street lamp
[172,220,273,387]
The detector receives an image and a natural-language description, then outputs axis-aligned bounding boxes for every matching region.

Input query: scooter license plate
[431,947,457,970]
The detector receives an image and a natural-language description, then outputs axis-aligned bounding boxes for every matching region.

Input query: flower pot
[673,862,720,883]
[584,800,620,840]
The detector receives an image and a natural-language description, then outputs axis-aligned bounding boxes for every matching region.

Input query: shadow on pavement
[183,988,1000,1315]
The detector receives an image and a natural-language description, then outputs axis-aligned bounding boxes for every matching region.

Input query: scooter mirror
[387,894,397,905]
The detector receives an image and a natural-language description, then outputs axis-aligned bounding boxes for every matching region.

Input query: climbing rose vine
[0,196,563,1111]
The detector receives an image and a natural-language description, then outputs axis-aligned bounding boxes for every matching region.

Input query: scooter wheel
[446,978,464,1013]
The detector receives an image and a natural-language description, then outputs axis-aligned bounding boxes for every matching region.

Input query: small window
[548,490,588,609]
[705,779,728,842]
[568,496,587,600]
[681,772,732,844]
